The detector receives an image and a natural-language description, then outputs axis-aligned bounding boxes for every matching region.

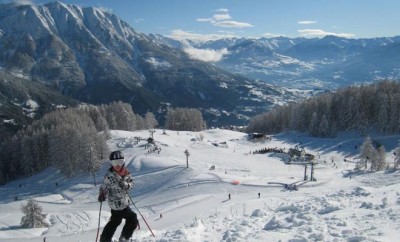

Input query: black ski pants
[101,206,138,241]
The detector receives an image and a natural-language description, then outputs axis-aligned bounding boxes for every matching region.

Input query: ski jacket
[100,166,134,210]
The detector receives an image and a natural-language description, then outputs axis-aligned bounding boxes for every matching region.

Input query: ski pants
[101,206,138,241]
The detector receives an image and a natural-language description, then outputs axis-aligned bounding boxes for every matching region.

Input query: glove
[98,191,106,202]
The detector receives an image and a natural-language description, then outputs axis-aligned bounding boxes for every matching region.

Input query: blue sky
[3,0,400,41]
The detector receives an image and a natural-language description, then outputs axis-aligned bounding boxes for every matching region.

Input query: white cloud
[215,8,229,13]
[214,20,253,28]
[298,20,317,25]
[298,29,355,38]
[262,32,282,38]
[97,6,113,13]
[183,47,229,62]
[213,13,231,21]
[197,9,252,29]
[8,0,33,5]
[169,29,237,42]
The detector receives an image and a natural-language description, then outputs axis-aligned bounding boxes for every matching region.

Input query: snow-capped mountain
[152,34,400,89]
[0,1,296,133]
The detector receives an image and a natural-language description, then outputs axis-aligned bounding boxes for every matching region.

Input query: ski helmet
[109,150,125,167]
[109,150,124,160]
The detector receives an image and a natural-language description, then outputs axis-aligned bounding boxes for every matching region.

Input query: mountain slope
[1,129,399,241]
[0,1,288,128]
[0,68,79,137]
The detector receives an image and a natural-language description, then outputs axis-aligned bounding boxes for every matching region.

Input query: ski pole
[95,201,103,242]
[128,195,156,237]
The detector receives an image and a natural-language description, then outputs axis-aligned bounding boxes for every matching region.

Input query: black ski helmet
[109,150,124,160]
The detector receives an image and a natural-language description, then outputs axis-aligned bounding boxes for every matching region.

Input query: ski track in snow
[52,211,91,234]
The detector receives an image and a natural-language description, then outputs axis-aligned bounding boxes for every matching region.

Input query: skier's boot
[99,235,111,242]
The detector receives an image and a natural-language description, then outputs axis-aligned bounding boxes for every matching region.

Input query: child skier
[98,150,139,242]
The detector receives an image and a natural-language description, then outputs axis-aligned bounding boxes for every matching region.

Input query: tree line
[0,101,206,184]
[0,102,144,183]
[247,80,400,137]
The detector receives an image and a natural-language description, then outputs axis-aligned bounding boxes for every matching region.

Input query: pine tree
[377,93,389,133]
[246,80,400,136]
[308,112,319,136]
[318,114,330,137]
[20,199,48,228]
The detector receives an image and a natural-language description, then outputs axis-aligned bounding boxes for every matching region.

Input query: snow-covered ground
[0,129,399,242]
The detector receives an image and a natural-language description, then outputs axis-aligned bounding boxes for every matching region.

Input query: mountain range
[1,1,399,137]
[0,1,296,136]
[151,34,400,89]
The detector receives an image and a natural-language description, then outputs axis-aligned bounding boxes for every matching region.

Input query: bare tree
[145,112,158,129]
[358,136,375,170]
[1,102,151,181]
[376,146,387,171]
[165,107,206,131]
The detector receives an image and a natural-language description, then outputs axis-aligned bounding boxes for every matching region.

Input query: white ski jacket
[100,167,134,210]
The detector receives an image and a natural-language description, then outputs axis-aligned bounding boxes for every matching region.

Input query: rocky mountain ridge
[0,1,294,134]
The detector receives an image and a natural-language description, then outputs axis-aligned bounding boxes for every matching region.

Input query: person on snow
[98,150,139,242]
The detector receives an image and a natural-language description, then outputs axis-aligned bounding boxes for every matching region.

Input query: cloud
[216,8,229,13]
[262,33,283,38]
[183,47,229,62]
[298,29,355,38]
[197,9,252,29]
[197,13,232,23]
[169,29,237,42]
[298,20,317,25]
[97,6,113,13]
[134,18,144,23]
[213,13,231,21]
[6,0,33,5]
[214,20,253,28]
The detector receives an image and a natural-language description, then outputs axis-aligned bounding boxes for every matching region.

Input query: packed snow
[0,129,399,242]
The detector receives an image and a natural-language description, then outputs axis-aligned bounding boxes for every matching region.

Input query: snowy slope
[0,129,399,242]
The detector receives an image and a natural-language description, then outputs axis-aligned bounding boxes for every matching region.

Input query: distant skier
[98,151,139,242]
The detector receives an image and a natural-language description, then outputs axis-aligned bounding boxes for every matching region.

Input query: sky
[0,128,399,241]
[1,0,400,42]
